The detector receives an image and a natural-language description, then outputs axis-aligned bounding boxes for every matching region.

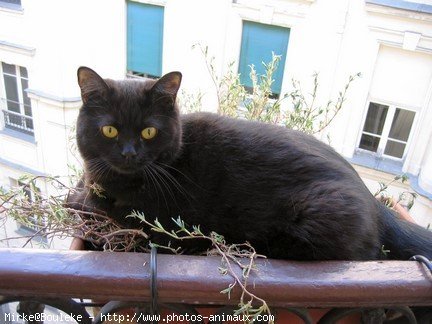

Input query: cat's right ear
[77,67,110,104]
[151,71,182,97]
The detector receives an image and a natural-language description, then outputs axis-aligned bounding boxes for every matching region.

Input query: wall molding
[0,40,35,57]
[26,89,81,109]
[366,1,432,22]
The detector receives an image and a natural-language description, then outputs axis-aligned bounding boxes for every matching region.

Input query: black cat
[68,67,432,261]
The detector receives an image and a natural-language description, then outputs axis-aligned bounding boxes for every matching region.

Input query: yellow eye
[101,126,118,138]
[141,127,158,140]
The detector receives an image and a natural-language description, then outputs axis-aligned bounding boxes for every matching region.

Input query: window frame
[0,62,34,135]
[0,0,22,11]
[357,100,417,161]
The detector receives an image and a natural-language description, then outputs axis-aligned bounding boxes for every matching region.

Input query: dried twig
[0,176,150,252]
[129,212,273,323]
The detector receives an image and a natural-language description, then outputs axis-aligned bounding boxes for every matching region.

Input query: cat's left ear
[151,72,182,99]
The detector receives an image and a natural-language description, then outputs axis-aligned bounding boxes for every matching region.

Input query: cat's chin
[111,164,143,176]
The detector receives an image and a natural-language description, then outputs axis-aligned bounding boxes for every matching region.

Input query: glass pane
[20,66,28,78]
[359,134,380,152]
[362,102,388,135]
[2,62,16,75]
[24,105,32,117]
[4,74,20,112]
[25,117,34,130]
[0,0,21,5]
[384,140,406,159]
[388,108,415,142]
[21,77,32,115]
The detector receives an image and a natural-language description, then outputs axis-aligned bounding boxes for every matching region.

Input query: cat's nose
[121,144,137,159]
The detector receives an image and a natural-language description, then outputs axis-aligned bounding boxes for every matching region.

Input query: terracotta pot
[69,237,86,251]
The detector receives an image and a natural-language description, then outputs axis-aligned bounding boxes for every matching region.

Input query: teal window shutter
[238,21,290,95]
[127,2,164,77]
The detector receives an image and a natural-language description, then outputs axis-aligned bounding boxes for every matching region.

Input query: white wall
[0,0,126,97]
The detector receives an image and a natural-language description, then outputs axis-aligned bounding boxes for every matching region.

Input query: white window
[358,101,415,160]
[1,62,33,135]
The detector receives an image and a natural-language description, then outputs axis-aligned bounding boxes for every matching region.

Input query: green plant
[129,212,273,323]
[195,43,360,136]
[243,53,282,124]
[285,72,361,134]
[178,89,204,113]
[0,176,149,251]
[219,61,247,118]
[192,44,247,117]
[375,174,417,211]
[0,177,273,322]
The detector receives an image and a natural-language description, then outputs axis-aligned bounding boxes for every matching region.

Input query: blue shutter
[127,2,164,77]
[239,21,290,95]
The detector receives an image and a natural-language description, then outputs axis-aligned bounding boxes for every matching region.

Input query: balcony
[2,108,34,136]
[0,248,431,323]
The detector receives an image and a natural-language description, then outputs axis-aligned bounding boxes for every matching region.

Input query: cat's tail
[379,203,432,260]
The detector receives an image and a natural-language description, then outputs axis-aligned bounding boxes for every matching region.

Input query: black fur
[69,67,432,261]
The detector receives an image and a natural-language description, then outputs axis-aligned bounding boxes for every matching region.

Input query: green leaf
[172,216,184,229]
[234,301,252,315]
[220,284,235,299]
[154,218,164,230]
[381,245,390,256]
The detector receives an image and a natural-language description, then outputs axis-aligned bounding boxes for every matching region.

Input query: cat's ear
[151,72,182,99]
[77,67,110,104]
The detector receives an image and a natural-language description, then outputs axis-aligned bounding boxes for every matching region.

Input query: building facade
[0,0,431,246]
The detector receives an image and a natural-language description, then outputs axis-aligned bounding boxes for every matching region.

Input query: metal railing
[0,248,431,323]
[1,108,34,135]
[17,216,47,235]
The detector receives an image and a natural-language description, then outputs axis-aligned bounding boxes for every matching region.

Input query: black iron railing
[0,248,431,323]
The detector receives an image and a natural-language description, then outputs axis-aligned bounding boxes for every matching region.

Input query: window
[1,62,33,135]
[358,102,415,159]
[127,1,164,79]
[238,21,290,97]
[0,0,21,10]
